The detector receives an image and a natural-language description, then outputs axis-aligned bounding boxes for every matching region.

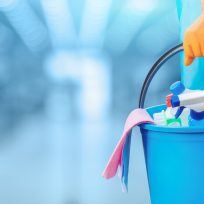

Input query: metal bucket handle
[139,43,184,109]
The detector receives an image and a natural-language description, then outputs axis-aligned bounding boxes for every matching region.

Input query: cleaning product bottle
[188,110,204,127]
[169,81,191,118]
[179,108,190,127]
[169,81,204,127]
[166,81,189,127]
[153,109,182,127]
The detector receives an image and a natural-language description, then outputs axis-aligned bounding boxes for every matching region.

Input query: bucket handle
[139,43,184,109]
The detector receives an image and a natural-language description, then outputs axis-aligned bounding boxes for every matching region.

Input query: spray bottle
[167,81,204,127]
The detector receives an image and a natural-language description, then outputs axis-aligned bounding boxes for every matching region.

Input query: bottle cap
[171,95,180,107]
[170,81,185,95]
[190,110,204,120]
[166,94,173,107]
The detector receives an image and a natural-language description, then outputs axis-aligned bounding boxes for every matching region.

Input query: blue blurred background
[0,0,181,203]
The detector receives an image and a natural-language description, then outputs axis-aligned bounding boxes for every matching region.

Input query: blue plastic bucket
[138,45,204,204]
[140,104,204,204]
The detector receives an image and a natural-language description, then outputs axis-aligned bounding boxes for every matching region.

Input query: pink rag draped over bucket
[102,108,154,179]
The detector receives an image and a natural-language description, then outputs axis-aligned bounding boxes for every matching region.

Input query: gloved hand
[184,14,204,66]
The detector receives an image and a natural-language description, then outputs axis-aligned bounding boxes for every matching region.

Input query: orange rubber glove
[184,13,204,66]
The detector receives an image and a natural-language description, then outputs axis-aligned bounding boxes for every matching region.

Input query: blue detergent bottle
[189,110,204,127]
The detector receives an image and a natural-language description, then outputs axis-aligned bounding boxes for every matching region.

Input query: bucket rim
[140,104,204,133]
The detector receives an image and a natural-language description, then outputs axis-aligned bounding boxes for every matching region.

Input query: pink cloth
[102,108,154,179]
